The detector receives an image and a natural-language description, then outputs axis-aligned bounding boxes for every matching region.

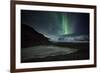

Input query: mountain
[21,24,49,48]
[49,34,89,43]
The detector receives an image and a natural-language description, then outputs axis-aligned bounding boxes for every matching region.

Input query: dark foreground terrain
[21,43,89,63]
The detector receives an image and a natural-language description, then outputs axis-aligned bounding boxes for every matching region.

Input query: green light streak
[62,14,69,34]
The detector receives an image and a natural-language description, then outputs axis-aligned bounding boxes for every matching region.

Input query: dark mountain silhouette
[21,24,49,48]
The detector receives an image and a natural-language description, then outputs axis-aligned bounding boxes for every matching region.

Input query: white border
[15,4,94,69]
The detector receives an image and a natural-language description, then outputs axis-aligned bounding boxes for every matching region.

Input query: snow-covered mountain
[48,34,89,43]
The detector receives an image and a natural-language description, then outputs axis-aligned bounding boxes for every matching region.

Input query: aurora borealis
[62,13,70,34]
[21,10,89,37]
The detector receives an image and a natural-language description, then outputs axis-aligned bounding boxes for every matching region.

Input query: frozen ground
[21,45,78,61]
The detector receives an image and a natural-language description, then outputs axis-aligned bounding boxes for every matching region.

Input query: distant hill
[58,33,89,37]
[49,34,89,43]
[21,24,49,48]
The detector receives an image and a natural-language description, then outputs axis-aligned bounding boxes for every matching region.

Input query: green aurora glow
[62,14,69,34]
[59,13,72,35]
[40,12,72,35]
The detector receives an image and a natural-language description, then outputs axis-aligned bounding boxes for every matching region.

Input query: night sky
[21,10,89,38]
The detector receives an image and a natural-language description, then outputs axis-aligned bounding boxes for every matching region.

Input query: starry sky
[21,10,89,37]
